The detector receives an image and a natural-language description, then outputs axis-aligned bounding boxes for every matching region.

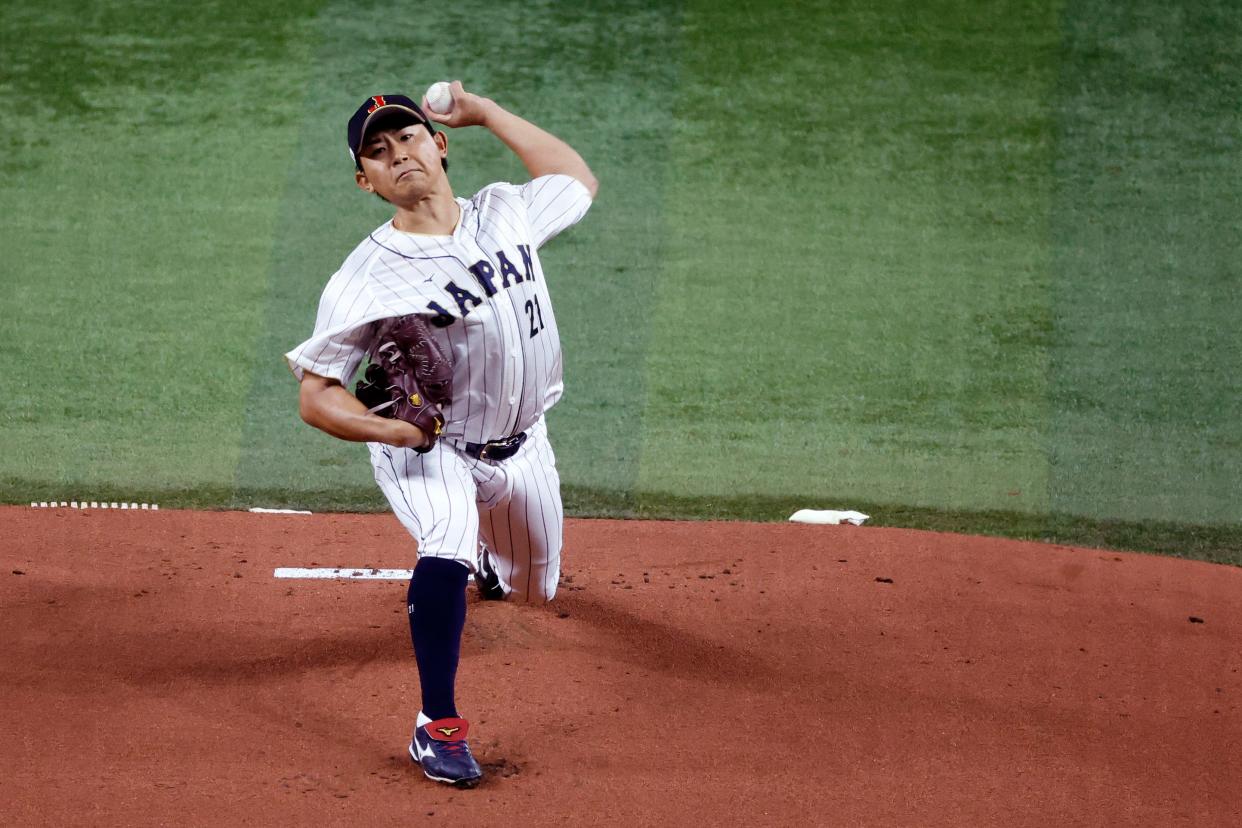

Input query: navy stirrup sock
[407,557,470,721]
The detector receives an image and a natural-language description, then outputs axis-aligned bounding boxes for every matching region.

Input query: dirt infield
[1,507,1239,826]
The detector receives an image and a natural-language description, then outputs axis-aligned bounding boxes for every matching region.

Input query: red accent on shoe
[425,717,470,741]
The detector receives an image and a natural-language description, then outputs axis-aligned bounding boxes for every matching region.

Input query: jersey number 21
[524,297,546,338]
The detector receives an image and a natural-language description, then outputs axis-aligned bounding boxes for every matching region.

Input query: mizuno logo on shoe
[409,720,482,787]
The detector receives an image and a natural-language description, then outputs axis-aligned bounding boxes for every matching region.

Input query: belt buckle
[479,434,521,463]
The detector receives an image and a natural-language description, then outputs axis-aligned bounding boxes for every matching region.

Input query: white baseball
[425,81,454,114]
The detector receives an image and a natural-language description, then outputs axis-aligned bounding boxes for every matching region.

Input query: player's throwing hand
[420,81,494,129]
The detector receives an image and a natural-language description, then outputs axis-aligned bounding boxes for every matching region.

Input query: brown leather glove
[380,314,453,406]
[355,341,445,453]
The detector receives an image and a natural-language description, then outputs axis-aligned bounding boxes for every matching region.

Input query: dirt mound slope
[2,507,1239,826]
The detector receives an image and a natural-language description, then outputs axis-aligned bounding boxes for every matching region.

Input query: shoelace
[437,738,471,759]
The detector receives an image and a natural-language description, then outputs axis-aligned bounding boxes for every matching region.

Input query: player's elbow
[297,374,332,428]
[579,171,599,200]
[298,392,319,428]
[298,395,317,427]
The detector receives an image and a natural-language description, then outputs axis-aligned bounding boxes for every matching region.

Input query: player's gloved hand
[355,345,445,453]
[420,81,497,129]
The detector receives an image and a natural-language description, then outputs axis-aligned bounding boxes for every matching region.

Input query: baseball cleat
[474,548,506,601]
[409,717,483,788]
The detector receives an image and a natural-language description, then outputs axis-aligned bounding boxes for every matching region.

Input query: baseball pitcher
[285,82,596,787]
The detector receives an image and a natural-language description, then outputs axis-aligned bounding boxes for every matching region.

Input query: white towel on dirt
[788,509,870,526]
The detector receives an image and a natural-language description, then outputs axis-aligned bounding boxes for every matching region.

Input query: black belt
[463,432,527,463]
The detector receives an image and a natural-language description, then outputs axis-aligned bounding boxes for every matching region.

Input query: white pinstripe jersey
[286,174,592,444]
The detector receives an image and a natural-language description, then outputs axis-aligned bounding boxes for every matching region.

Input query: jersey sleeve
[517,174,593,248]
[284,271,383,384]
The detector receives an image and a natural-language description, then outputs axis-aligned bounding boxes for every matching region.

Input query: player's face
[355,123,448,203]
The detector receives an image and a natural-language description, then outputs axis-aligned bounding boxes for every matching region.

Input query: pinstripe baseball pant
[369,417,562,602]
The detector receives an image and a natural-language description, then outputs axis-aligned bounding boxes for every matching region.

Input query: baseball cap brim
[360,105,423,142]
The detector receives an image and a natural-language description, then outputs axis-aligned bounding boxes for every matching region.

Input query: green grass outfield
[2,0,1239,563]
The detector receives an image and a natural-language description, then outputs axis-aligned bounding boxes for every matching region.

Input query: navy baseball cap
[347,94,435,168]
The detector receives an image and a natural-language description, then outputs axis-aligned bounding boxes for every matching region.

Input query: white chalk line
[30,501,158,510]
[274,567,413,580]
[28,503,312,514]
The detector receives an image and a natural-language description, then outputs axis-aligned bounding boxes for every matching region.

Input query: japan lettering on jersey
[286,174,592,445]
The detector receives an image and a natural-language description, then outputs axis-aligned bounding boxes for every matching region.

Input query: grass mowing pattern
[1,0,319,491]
[0,1,1237,559]
[639,0,1060,514]
[1048,1,1242,523]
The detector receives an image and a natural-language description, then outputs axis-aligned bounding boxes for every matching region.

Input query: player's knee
[529,578,559,603]
[503,581,556,604]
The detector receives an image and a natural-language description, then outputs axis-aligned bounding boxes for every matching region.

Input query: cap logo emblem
[367,95,387,113]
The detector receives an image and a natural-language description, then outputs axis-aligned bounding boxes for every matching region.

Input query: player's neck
[392,191,460,236]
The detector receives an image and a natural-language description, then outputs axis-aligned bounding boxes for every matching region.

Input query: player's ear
[433,131,450,172]
[355,168,374,193]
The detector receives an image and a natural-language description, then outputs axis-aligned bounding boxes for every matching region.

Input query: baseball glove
[354,316,453,452]
[381,314,453,406]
